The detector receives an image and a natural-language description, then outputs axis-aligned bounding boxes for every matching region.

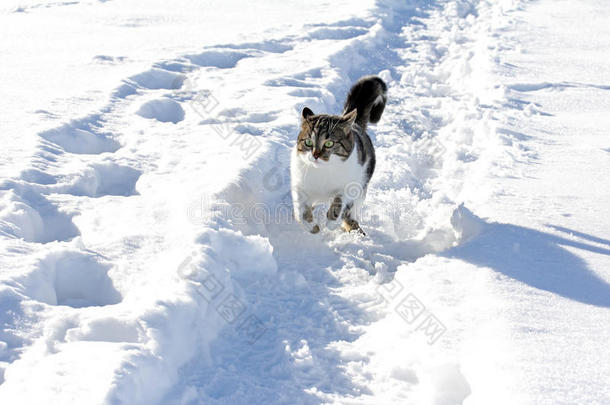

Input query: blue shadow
[445,219,610,307]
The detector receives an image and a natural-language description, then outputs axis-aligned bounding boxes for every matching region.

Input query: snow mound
[128,68,186,90]
[136,99,185,123]
[64,162,141,197]
[185,50,253,69]
[39,117,121,155]
[0,189,79,243]
[197,228,278,277]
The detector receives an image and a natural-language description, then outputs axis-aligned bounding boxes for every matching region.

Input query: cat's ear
[302,107,315,120]
[341,109,358,126]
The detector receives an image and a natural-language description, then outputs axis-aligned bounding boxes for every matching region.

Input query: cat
[290,75,387,235]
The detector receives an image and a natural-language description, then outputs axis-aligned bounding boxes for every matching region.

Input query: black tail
[342,75,387,128]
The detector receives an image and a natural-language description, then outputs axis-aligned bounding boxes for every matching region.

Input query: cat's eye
[324,140,334,148]
[304,138,313,147]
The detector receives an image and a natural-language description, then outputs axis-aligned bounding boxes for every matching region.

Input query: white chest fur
[290,147,366,204]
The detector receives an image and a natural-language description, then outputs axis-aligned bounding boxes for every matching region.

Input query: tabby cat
[290,76,387,234]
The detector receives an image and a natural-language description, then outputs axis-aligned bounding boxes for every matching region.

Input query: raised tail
[342,75,387,128]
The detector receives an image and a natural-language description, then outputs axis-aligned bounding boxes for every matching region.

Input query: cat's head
[296,107,357,162]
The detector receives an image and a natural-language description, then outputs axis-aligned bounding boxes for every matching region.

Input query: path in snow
[162,0,524,403]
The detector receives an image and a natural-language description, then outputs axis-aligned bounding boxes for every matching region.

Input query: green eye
[304,138,313,147]
[324,140,334,148]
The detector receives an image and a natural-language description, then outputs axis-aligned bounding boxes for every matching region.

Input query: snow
[1,0,610,404]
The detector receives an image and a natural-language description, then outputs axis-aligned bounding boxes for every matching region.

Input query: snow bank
[2,0,609,403]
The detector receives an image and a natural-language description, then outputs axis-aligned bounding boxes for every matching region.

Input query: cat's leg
[341,201,365,235]
[293,188,320,234]
[302,205,320,234]
[326,195,344,230]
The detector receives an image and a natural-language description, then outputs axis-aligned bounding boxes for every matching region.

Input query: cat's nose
[313,150,320,159]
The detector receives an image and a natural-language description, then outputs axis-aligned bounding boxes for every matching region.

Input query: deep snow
[1,0,609,404]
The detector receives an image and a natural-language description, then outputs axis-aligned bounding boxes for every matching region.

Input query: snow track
[2,0,610,404]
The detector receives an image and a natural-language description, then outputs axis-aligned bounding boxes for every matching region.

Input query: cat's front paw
[299,221,320,234]
[326,196,344,231]
[295,204,320,234]
[342,219,366,236]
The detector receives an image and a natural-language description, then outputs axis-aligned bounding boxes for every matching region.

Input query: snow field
[1,0,610,404]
